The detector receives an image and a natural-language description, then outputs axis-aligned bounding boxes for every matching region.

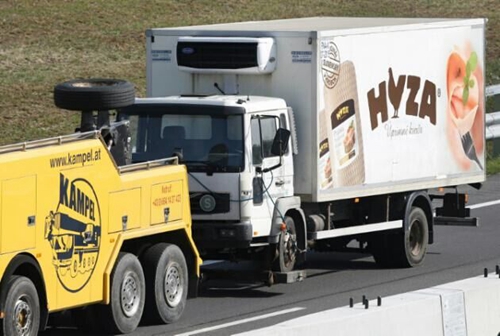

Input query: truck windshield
[119,104,245,172]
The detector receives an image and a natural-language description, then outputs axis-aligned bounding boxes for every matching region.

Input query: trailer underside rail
[434,216,479,227]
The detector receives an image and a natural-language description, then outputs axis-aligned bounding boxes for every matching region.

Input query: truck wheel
[101,252,145,334]
[1,276,40,336]
[54,78,135,111]
[272,216,298,273]
[402,206,429,267]
[372,206,428,268]
[141,243,188,325]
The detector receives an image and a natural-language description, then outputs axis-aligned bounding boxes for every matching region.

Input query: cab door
[249,113,288,239]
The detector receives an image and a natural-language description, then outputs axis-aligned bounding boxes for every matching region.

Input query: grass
[487,156,500,174]
[1,0,500,172]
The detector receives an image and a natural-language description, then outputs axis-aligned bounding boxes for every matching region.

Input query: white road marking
[174,307,306,336]
[468,199,500,209]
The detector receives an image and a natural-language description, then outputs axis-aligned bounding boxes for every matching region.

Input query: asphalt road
[43,175,500,336]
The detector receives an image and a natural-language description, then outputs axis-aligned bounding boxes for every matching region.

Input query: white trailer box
[133,17,486,273]
[146,17,486,202]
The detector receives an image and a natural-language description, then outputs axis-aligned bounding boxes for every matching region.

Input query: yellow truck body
[0,131,201,332]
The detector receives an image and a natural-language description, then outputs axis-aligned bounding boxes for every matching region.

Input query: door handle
[27,216,36,226]
[275,180,285,186]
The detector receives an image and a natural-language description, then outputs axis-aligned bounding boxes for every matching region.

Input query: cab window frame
[251,115,279,166]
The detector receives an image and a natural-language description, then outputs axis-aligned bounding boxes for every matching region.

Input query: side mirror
[271,128,290,156]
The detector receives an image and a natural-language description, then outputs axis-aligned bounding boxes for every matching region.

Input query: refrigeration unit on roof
[176,37,276,75]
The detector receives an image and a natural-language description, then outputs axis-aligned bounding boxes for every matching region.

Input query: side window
[251,116,278,166]
[251,118,262,165]
[279,113,289,155]
[261,118,277,159]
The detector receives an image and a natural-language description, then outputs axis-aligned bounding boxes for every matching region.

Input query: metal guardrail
[486,85,500,140]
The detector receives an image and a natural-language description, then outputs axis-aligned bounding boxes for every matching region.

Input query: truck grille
[190,192,230,214]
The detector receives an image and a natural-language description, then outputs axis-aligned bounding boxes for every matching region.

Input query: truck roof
[148,16,484,36]
[135,96,287,113]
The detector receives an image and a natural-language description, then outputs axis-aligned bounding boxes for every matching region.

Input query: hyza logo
[44,173,101,292]
[320,40,340,89]
[367,67,438,131]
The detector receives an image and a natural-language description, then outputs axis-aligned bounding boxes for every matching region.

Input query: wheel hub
[282,230,297,267]
[121,272,140,317]
[409,220,423,256]
[13,297,32,336]
[164,263,183,308]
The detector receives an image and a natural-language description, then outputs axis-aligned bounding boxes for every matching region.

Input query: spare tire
[54,78,135,111]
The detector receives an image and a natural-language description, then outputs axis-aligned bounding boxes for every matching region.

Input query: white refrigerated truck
[119,17,486,273]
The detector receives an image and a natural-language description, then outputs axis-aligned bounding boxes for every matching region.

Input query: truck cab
[119,96,304,270]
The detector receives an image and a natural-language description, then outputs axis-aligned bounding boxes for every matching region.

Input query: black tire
[54,78,135,111]
[141,243,188,325]
[100,252,145,334]
[272,216,298,273]
[1,276,40,336]
[372,207,428,268]
[403,207,429,267]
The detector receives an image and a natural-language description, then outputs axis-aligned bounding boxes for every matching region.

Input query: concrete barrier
[237,273,500,336]
[434,275,500,335]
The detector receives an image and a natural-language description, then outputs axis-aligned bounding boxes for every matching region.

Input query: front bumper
[192,220,253,249]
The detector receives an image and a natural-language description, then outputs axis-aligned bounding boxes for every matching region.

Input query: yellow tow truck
[0,79,201,335]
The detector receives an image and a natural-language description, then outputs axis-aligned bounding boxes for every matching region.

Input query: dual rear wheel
[72,243,188,334]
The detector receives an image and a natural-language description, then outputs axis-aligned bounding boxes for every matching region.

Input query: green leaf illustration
[461,51,479,106]
[468,52,478,71]
[462,87,469,106]
[465,62,472,77]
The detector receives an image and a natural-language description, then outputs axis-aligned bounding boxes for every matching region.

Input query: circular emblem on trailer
[199,194,216,212]
[320,40,341,89]
[44,174,101,293]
